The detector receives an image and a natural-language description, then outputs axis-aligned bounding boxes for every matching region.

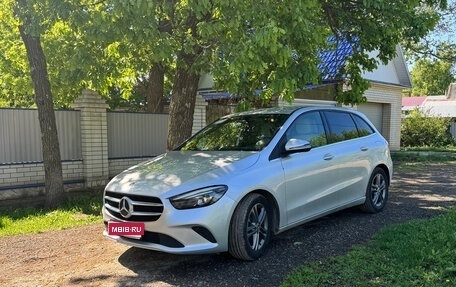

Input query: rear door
[320,111,371,205]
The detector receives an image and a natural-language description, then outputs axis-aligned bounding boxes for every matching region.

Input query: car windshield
[178,114,289,151]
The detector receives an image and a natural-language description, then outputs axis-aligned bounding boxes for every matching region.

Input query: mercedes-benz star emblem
[119,197,134,219]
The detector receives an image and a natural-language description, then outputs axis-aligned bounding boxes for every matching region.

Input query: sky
[406,0,456,72]
[434,0,456,42]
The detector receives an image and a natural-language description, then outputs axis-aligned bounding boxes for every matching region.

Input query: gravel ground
[1,162,455,287]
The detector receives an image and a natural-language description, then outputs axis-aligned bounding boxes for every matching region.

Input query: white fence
[0,109,169,164]
[0,109,81,163]
[0,91,169,200]
[107,112,168,159]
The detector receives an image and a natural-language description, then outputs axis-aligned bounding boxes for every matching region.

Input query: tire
[360,167,389,213]
[228,193,273,261]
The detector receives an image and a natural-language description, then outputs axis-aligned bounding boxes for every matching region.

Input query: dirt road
[1,162,455,287]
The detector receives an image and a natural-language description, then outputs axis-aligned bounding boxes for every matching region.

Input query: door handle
[360,146,368,151]
[323,153,334,160]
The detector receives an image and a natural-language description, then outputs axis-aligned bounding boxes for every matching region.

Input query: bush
[401,108,455,147]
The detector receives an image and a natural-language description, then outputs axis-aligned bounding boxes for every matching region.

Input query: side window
[323,111,359,143]
[286,112,327,147]
[353,114,375,137]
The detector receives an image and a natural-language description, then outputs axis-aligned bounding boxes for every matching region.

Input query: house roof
[317,39,412,88]
[402,96,426,108]
[421,98,456,117]
[317,37,355,81]
[401,87,456,117]
[392,45,413,88]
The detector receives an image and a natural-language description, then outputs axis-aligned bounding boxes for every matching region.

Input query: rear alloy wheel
[361,167,388,213]
[229,193,273,260]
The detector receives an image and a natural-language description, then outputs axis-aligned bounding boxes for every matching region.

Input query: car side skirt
[275,197,366,234]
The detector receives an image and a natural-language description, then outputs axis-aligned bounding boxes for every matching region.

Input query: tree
[1,0,450,152]
[410,59,455,95]
[83,0,328,149]
[102,0,447,149]
[163,0,450,148]
[0,0,143,109]
[14,0,64,208]
[403,1,456,96]
[318,0,448,104]
[404,0,456,63]
[0,0,34,107]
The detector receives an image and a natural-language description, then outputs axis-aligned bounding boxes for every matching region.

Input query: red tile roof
[402,96,426,107]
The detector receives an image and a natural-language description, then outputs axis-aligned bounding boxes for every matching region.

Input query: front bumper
[102,196,235,254]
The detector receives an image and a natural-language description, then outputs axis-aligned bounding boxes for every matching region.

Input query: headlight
[170,185,228,210]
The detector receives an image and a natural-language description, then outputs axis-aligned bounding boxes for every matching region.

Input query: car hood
[105,150,259,197]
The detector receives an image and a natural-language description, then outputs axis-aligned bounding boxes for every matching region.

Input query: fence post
[192,93,208,135]
[72,90,109,188]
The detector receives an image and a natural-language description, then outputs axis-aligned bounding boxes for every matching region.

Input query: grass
[392,149,456,163]
[392,153,455,162]
[0,191,103,237]
[391,148,456,172]
[401,146,456,153]
[282,153,456,287]
[281,207,456,287]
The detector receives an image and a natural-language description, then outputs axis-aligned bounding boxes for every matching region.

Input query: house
[194,40,411,151]
[402,83,456,139]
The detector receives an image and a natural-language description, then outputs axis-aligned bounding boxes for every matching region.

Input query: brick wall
[0,161,84,201]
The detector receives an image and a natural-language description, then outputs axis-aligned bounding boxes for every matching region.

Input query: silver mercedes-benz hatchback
[103,106,392,260]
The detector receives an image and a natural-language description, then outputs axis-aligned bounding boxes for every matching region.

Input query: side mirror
[284,138,312,154]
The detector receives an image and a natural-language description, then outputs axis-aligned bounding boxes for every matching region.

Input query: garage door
[357,103,383,133]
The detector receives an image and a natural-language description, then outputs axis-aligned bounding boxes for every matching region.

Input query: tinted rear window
[323,111,359,143]
[353,114,375,137]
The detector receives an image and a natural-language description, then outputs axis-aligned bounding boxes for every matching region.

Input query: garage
[357,102,384,133]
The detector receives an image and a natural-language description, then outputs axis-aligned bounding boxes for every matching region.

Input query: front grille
[104,191,163,222]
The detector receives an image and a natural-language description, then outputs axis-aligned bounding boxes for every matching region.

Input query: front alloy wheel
[229,193,273,260]
[361,167,389,213]
[246,202,269,251]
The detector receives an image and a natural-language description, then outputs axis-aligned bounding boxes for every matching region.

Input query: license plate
[108,221,145,237]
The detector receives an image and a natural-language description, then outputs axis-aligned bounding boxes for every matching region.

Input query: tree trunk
[167,61,200,150]
[145,64,165,113]
[19,25,65,208]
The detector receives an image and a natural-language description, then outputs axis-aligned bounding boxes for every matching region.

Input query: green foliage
[0,0,147,109]
[0,0,450,109]
[401,108,455,147]
[0,0,34,107]
[0,192,102,237]
[281,207,456,287]
[211,0,327,104]
[410,59,455,96]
